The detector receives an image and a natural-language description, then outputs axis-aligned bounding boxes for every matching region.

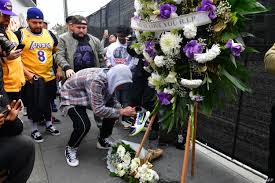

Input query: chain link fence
[87,0,275,174]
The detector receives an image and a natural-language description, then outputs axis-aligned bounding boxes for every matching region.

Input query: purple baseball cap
[0,0,16,16]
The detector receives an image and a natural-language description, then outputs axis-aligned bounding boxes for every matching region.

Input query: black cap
[70,15,88,25]
[65,15,75,24]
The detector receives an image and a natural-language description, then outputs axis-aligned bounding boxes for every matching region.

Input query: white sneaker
[65,146,79,167]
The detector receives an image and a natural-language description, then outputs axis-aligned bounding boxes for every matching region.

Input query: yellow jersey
[20,28,55,82]
[2,30,25,92]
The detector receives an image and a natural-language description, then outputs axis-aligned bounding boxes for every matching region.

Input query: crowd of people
[0,0,275,182]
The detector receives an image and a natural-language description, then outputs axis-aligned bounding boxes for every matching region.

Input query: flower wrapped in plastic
[131,0,267,131]
[107,141,159,183]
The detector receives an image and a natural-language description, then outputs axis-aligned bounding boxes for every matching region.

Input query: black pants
[6,92,21,102]
[268,104,275,177]
[0,135,35,183]
[22,79,56,122]
[67,106,116,148]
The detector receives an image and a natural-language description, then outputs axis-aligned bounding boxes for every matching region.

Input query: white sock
[31,122,38,132]
[45,121,52,128]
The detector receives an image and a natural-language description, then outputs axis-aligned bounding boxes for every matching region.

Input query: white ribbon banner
[131,12,211,32]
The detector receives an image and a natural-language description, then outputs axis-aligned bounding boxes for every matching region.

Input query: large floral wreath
[131,0,267,130]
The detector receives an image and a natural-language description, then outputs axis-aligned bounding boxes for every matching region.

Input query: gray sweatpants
[0,135,35,183]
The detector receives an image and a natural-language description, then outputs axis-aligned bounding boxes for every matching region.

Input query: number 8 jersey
[20,28,55,82]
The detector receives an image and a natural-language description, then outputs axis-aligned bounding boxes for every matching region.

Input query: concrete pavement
[21,108,266,183]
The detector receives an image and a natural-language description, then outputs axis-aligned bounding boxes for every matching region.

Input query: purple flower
[160,4,177,19]
[143,59,150,67]
[157,92,172,105]
[225,39,244,57]
[197,0,217,19]
[145,41,157,58]
[183,40,204,59]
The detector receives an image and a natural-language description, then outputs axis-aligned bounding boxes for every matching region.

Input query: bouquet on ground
[107,141,159,183]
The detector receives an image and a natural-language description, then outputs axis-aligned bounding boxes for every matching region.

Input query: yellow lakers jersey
[20,28,55,82]
[2,30,25,92]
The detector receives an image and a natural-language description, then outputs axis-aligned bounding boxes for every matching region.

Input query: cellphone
[15,44,25,50]
[104,29,108,34]
[0,107,9,117]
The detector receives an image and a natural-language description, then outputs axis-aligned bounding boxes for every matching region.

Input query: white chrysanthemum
[160,32,182,56]
[117,145,126,158]
[164,88,175,95]
[117,169,126,177]
[130,158,140,173]
[181,79,203,89]
[164,71,177,83]
[154,55,165,67]
[148,72,163,88]
[194,44,221,63]
[183,23,197,39]
[134,0,143,13]
[122,152,131,167]
[173,0,183,4]
[143,50,153,63]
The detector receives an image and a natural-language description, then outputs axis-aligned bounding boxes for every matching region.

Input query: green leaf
[230,54,237,68]
[109,172,118,177]
[233,0,268,15]
[244,47,260,53]
[220,68,251,92]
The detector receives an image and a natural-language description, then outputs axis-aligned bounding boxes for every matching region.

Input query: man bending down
[60,64,136,167]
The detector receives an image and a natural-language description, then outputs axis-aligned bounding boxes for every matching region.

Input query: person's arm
[95,37,105,68]
[105,46,112,68]
[264,43,275,74]
[55,36,75,78]
[89,79,135,118]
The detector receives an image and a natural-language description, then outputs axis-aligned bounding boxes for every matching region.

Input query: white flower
[154,55,165,67]
[194,44,221,63]
[122,152,131,167]
[164,88,175,95]
[130,158,140,173]
[160,32,182,56]
[134,0,143,13]
[183,23,197,39]
[181,79,203,89]
[164,71,177,83]
[143,50,153,63]
[173,0,183,4]
[117,169,126,177]
[171,12,179,18]
[148,72,163,88]
[117,145,126,158]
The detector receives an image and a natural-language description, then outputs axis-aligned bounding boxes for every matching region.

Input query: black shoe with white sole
[46,125,60,136]
[31,130,44,143]
[97,137,113,149]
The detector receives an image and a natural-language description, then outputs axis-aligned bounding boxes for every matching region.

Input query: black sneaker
[267,177,274,183]
[175,134,185,150]
[65,146,79,167]
[96,137,113,149]
[31,130,44,143]
[46,125,60,136]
